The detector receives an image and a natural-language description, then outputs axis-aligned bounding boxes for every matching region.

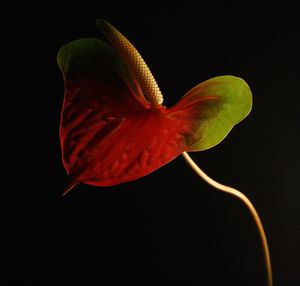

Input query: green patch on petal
[175,75,252,151]
[58,38,117,77]
[57,38,145,104]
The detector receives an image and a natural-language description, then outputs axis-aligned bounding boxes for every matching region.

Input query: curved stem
[182,152,273,286]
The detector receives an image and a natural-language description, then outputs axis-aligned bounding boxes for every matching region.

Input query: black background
[2,2,300,285]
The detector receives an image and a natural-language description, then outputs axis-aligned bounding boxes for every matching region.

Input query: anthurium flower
[57,19,252,194]
[57,20,273,286]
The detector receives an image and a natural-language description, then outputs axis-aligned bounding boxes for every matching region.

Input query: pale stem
[182,152,273,286]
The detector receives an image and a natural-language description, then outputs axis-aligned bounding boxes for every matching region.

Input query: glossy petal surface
[58,38,252,191]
